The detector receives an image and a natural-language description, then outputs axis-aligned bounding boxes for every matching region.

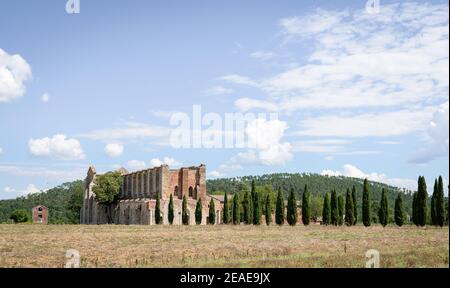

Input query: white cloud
[104,143,124,158]
[3,186,15,193]
[23,184,41,195]
[206,86,234,96]
[219,74,258,86]
[78,122,170,142]
[208,170,225,178]
[409,101,449,163]
[296,107,436,137]
[150,157,182,167]
[232,3,448,112]
[0,48,32,103]
[250,51,276,60]
[0,147,2,154]
[41,92,50,103]
[214,119,293,174]
[321,164,417,190]
[126,160,146,170]
[28,134,86,160]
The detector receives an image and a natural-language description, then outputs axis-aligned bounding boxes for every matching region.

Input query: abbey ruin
[81,164,222,225]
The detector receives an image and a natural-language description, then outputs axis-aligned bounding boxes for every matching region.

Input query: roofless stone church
[81,164,222,225]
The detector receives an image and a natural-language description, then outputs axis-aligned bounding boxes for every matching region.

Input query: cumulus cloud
[0,48,32,103]
[409,102,449,163]
[205,86,234,96]
[213,119,292,175]
[150,157,182,167]
[321,164,417,190]
[41,92,50,103]
[230,3,448,113]
[28,134,86,160]
[3,186,15,193]
[126,160,146,170]
[0,147,2,154]
[23,184,41,195]
[104,143,124,158]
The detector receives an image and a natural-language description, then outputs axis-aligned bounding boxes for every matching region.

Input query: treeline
[0,181,83,224]
[208,173,449,225]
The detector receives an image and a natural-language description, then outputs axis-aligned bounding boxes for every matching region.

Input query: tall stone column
[131,173,135,199]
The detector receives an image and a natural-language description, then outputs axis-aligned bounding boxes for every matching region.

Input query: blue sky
[0,0,448,199]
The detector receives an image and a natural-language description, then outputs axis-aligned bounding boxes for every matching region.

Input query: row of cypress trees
[154,192,217,225]
[153,175,446,227]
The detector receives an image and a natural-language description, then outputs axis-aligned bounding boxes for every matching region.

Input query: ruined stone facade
[32,205,48,224]
[81,164,222,225]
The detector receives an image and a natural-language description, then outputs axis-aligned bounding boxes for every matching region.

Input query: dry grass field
[0,224,448,268]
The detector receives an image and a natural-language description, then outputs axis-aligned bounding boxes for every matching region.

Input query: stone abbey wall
[81,164,221,225]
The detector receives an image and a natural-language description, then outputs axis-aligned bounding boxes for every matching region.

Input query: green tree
[195,198,202,225]
[352,186,358,225]
[10,209,29,223]
[302,185,310,226]
[417,176,428,226]
[362,178,371,227]
[394,193,405,227]
[436,176,445,227]
[378,188,389,227]
[155,192,162,224]
[275,188,285,225]
[412,191,418,225]
[338,194,344,226]
[223,192,230,224]
[232,193,241,225]
[330,189,338,226]
[66,181,84,222]
[92,171,122,223]
[322,193,331,225]
[182,195,189,225]
[345,188,354,226]
[287,188,298,226]
[265,194,271,226]
[431,179,438,225]
[168,194,174,225]
[208,198,216,225]
[253,191,262,225]
[243,190,252,224]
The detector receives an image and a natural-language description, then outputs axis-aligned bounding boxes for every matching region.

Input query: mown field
[0,224,448,268]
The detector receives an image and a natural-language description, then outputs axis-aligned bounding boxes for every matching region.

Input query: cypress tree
[378,188,389,227]
[302,185,310,226]
[275,188,285,225]
[345,188,354,226]
[338,194,344,226]
[168,193,174,225]
[436,176,445,227]
[431,179,438,225]
[155,192,162,224]
[412,191,418,225]
[287,188,298,226]
[208,198,216,225]
[253,191,262,225]
[232,193,240,225]
[322,193,331,225]
[243,190,252,224]
[352,186,358,225]
[182,195,189,225]
[265,194,271,226]
[394,193,405,227]
[417,176,428,226]
[223,192,230,224]
[330,189,338,226]
[195,199,202,225]
[362,178,371,227]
